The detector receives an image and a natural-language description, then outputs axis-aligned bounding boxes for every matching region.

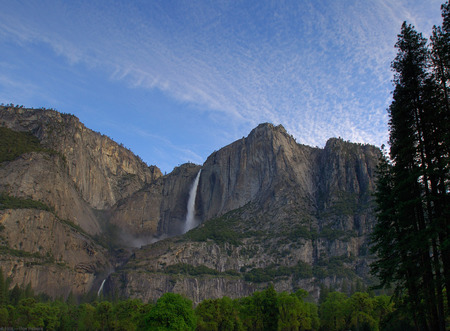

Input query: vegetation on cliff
[0,126,56,163]
[184,208,244,246]
[0,193,53,212]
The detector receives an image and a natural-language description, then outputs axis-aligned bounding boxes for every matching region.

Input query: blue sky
[0,0,443,173]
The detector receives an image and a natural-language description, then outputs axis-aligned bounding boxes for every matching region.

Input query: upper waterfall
[184,169,202,233]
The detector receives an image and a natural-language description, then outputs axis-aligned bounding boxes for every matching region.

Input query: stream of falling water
[97,279,106,296]
[184,170,201,233]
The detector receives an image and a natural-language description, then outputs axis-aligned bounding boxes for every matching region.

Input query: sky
[0,0,444,174]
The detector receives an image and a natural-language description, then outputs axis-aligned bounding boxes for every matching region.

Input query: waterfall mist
[184,169,201,233]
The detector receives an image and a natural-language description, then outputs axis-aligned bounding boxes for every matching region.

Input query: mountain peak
[252,122,287,134]
[246,123,290,144]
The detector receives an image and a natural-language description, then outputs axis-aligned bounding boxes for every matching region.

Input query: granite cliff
[0,106,380,302]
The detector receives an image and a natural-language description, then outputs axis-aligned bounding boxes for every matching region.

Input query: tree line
[370,1,450,330]
[0,272,401,331]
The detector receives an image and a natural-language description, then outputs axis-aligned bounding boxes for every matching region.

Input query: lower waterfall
[97,279,106,296]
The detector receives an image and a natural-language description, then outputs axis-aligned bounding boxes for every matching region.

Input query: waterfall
[97,279,106,296]
[184,170,201,233]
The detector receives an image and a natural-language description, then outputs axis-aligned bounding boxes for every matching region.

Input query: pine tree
[370,153,425,327]
[430,2,450,309]
[0,268,7,306]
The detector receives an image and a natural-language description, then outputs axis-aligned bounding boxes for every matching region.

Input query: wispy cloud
[0,0,443,161]
[101,120,204,171]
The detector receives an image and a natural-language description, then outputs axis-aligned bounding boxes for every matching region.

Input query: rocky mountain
[0,106,380,302]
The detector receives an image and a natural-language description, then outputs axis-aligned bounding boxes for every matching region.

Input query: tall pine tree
[371,15,449,330]
[430,4,450,310]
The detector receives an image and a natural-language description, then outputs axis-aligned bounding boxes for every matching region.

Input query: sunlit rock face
[0,107,380,302]
[0,107,162,211]
[197,124,318,221]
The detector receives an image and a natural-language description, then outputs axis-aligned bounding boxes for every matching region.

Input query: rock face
[0,106,380,302]
[0,152,102,235]
[197,124,318,220]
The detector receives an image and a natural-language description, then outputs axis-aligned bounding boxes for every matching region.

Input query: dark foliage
[0,193,53,212]
[371,3,450,329]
